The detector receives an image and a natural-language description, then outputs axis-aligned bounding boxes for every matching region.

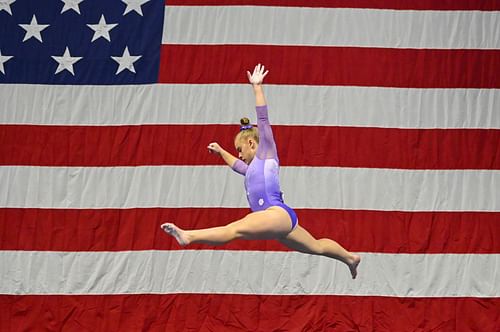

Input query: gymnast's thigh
[228,208,292,240]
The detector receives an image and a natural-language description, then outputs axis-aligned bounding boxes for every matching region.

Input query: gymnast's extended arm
[207,142,241,171]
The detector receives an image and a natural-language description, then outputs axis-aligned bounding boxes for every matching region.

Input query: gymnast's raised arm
[247,64,277,160]
[247,64,268,107]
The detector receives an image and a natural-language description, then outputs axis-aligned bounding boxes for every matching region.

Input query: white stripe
[163,6,500,49]
[1,166,498,211]
[1,84,499,129]
[0,250,497,297]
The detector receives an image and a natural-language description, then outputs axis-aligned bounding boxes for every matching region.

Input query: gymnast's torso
[232,105,285,212]
[244,154,283,212]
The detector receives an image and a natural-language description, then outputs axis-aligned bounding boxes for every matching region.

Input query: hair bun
[240,117,250,126]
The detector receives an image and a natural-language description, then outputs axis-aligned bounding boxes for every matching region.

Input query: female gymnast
[161,64,361,279]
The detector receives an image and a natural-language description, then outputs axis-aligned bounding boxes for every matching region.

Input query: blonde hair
[235,117,259,143]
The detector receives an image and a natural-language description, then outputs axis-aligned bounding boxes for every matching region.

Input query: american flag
[1,0,499,331]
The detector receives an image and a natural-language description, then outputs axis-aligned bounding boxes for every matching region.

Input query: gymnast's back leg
[278,225,361,279]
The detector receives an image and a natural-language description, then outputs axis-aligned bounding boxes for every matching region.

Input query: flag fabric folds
[0,0,499,331]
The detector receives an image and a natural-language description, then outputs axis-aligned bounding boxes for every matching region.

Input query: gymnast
[162,64,361,279]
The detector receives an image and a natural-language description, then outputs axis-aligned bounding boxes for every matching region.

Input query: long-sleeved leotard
[231,105,298,229]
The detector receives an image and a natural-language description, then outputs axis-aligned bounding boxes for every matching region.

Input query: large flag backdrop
[0,0,499,331]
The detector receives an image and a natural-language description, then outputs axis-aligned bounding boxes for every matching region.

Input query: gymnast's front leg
[161,207,292,246]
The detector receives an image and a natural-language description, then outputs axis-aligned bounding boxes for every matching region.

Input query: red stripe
[158,45,500,88]
[1,125,499,169]
[1,208,498,253]
[165,0,500,11]
[1,294,498,331]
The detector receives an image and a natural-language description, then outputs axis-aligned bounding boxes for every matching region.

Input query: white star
[51,47,82,75]
[0,50,13,74]
[121,0,150,16]
[111,47,142,74]
[0,0,16,15]
[87,15,118,42]
[61,0,84,14]
[19,15,50,42]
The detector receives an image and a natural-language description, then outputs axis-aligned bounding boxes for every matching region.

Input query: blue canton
[0,0,164,84]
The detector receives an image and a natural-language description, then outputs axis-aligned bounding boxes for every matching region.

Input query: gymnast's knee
[311,239,327,255]
[225,222,245,240]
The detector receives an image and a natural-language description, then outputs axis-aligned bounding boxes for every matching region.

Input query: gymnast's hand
[247,63,269,85]
[207,142,222,155]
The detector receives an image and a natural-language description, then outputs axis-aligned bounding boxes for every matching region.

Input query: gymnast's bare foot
[348,254,361,279]
[161,223,189,246]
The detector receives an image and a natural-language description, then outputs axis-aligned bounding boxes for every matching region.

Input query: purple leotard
[231,105,298,230]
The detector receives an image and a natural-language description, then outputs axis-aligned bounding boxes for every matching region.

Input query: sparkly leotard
[231,105,298,229]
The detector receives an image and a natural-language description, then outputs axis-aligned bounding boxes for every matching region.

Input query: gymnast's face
[235,137,257,164]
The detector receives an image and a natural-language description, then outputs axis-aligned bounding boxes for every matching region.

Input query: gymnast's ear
[248,138,257,149]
